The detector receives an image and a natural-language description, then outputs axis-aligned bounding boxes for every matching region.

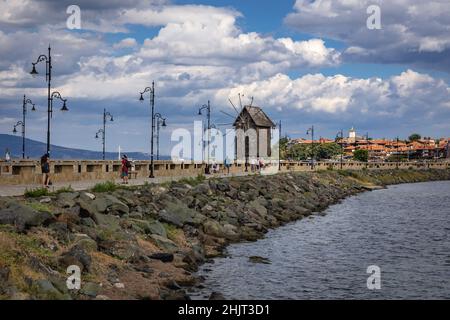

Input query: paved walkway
[0,172,255,197]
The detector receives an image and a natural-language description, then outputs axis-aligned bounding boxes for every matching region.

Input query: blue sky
[0,0,449,155]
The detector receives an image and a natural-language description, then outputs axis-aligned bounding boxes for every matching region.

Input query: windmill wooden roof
[233,106,276,128]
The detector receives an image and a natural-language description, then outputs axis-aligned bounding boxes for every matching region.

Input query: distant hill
[0,134,168,160]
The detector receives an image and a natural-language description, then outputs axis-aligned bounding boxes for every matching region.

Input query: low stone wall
[0,159,449,185]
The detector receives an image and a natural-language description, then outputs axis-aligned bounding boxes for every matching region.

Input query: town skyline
[1,0,450,155]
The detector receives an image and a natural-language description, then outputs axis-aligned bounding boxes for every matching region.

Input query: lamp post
[198,100,211,174]
[30,45,69,155]
[336,130,344,170]
[139,82,156,178]
[12,95,36,159]
[278,120,282,171]
[95,108,114,160]
[154,113,167,160]
[306,125,315,170]
[396,136,400,169]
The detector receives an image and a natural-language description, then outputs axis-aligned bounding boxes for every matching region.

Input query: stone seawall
[0,169,449,300]
[1,158,449,185]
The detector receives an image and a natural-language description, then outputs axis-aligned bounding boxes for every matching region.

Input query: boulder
[209,292,225,300]
[130,219,167,237]
[147,220,167,237]
[81,192,96,201]
[157,201,195,227]
[192,183,212,196]
[222,223,239,241]
[39,197,52,204]
[81,282,100,297]
[78,199,99,222]
[57,192,79,208]
[59,245,92,272]
[203,220,224,238]
[216,181,230,192]
[33,279,69,300]
[0,201,55,232]
[246,199,268,217]
[249,256,271,264]
[149,252,174,263]
[74,237,98,252]
[150,234,178,253]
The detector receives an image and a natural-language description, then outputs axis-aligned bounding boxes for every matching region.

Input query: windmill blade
[216,122,234,126]
[228,99,240,115]
[220,110,236,119]
[238,93,243,109]
[249,96,254,107]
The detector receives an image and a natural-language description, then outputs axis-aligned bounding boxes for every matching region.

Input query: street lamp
[198,100,211,174]
[30,45,69,155]
[336,130,344,170]
[306,125,315,169]
[154,113,167,160]
[396,136,400,169]
[12,95,36,159]
[95,108,114,160]
[139,82,156,178]
[278,120,282,171]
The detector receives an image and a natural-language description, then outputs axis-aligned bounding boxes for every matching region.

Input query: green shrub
[91,181,117,193]
[162,223,179,241]
[24,188,49,198]
[53,185,74,194]
[27,202,52,213]
[177,174,206,186]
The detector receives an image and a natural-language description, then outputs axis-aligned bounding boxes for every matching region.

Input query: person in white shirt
[5,148,11,162]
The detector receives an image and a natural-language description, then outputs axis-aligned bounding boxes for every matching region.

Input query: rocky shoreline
[1,169,449,300]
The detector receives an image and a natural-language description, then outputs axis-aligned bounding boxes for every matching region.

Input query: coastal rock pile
[0,169,449,300]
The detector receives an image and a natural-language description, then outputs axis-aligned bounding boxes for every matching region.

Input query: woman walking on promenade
[40,153,50,188]
[121,154,129,184]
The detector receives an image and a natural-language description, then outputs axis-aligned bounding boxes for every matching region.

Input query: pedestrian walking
[121,154,130,184]
[41,153,50,187]
[5,148,11,162]
[224,156,232,175]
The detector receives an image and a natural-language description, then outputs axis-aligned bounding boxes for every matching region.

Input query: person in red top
[121,155,129,184]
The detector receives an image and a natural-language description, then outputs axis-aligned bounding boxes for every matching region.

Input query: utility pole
[336,130,344,170]
[198,100,211,174]
[307,126,315,170]
[278,120,282,171]
[396,136,400,169]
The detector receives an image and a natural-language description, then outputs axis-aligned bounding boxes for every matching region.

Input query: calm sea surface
[192,181,450,299]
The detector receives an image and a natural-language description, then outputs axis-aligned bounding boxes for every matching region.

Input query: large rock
[78,199,99,222]
[0,200,55,232]
[203,220,224,238]
[59,245,92,272]
[130,219,167,237]
[150,234,178,253]
[246,199,268,217]
[222,223,239,241]
[147,220,167,237]
[86,194,129,216]
[157,201,195,227]
[149,252,174,263]
[81,282,100,297]
[192,183,212,196]
[33,279,70,300]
